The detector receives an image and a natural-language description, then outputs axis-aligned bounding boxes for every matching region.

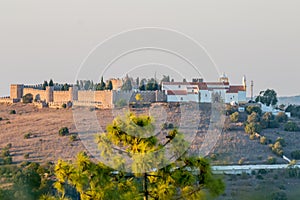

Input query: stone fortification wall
[77,90,113,108]
[53,91,71,103]
[113,91,133,104]
[23,88,48,102]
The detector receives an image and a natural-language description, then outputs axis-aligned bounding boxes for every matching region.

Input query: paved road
[211,164,300,175]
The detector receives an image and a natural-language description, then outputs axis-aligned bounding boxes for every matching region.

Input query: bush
[276,137,286,147]
[270,141,283,156]
[249,134,255,140]
[9,110,16,114]
[168,123,174,129]
[291,150,300,159]
[284,121,299,132]
[24,153,30,159]
[268,156,277,164]
[260,136,267,145]
[22,93,33,103]
[271,191,287,200]
[276,112,288,123]
[247,112,260,123]
[62,103,67,109]
[0,117,2,121]
[246,105,262,115]
[24,132,32,139]
[245,122,261,134]
[230,112,239,123]
[3,156,12,165]
[6,143,12,149]
[70,135,77,142]
[59,127,69,136]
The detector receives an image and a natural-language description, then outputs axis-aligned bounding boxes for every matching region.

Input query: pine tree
[53,113,225,199]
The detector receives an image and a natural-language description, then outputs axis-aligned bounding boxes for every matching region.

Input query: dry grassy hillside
[0,102,299,166]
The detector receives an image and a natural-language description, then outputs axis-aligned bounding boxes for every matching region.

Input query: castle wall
[23,88,48,101]
[10,84,24,99]
[53,91,71,103]
[77,90,113,108]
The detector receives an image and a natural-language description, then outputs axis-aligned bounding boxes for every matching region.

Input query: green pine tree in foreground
[53,113,225,200]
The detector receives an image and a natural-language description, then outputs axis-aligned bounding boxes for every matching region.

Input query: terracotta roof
[167,90,187,95]
[206,82,230,85]
[227,85,245,93]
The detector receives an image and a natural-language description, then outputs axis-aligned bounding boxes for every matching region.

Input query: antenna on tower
[251,80,254,101]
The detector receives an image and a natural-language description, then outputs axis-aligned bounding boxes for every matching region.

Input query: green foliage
[61,83,70,91]
[24,132,32,139]
[271,191,287,200]
[269,141,284,156]
[53,114,225,199]
[246,105,262,115]
[260,136,267,145]
[0,117,2,121]
[267,156,276,164]
[106,80,113,90]
[244,122,261,134]
[49,79,54,87]
[145,78,159,91]
[24,153,30,159]
[291,150,300,159]
[135,93,143,102]
[42,81,48,90]
[22,93,34,103]
[275,137,286,147]
[284,121,299,132]
[230,112,239,123]
[276,112,288,123]
[121,78,132,91]
[255,89,278,106]
[61,103,67,109]
[96,76,106,90]
[247,112,260,123]
[9,110,16,114]
[70,135,77,142]
[225,104,237,115]
[285,104,300,119]
[59,127,69,136]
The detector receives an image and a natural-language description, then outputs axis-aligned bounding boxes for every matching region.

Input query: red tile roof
[167,90,187,95]
[227,85,245,93]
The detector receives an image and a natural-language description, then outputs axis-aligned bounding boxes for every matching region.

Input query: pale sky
[0,0,299,97]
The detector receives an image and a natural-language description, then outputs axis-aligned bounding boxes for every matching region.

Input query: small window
[180,97,183,101]
[178,85,181,88]
[205,94,207,97]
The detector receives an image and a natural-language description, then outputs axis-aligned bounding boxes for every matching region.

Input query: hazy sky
[0,0,299,97]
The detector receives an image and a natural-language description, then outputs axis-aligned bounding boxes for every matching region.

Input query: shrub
[268,156,277,164]
[238,158,244,165]
[246,105,262,115]
[161,122,168,130]
[249,134,255,140]
[260,136,267,145]
[245,122,261,134]
[1,148,10,157]
[70,135,77,142]
[24,132,32,139]
[276,137,286,147]
[9,110,16,114]
[24,153,29,159]
[59,127,69,136]
[168,123,174,129]
[270,141,283,156]
[271,191,287,200]
[22,93,33,103]
[3,156,12,165]
[291,150,300,159]
[284,121,299,132]
[0,117,2,121]
[62,103,67,109]
[6,143,12,149]
[269,120,280,128]
[247,112,260,123]
[230,112,239,123]
[276,112,288,123]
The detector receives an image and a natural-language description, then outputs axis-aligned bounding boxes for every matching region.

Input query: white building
[162,74,247,104]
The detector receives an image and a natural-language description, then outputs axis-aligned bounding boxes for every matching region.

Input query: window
[180,97,183,101]
[178,85,181,88]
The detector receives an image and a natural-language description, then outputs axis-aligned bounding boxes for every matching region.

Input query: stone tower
[45,86,54,102]
[10,84,24,100]
[69,86,78,101]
